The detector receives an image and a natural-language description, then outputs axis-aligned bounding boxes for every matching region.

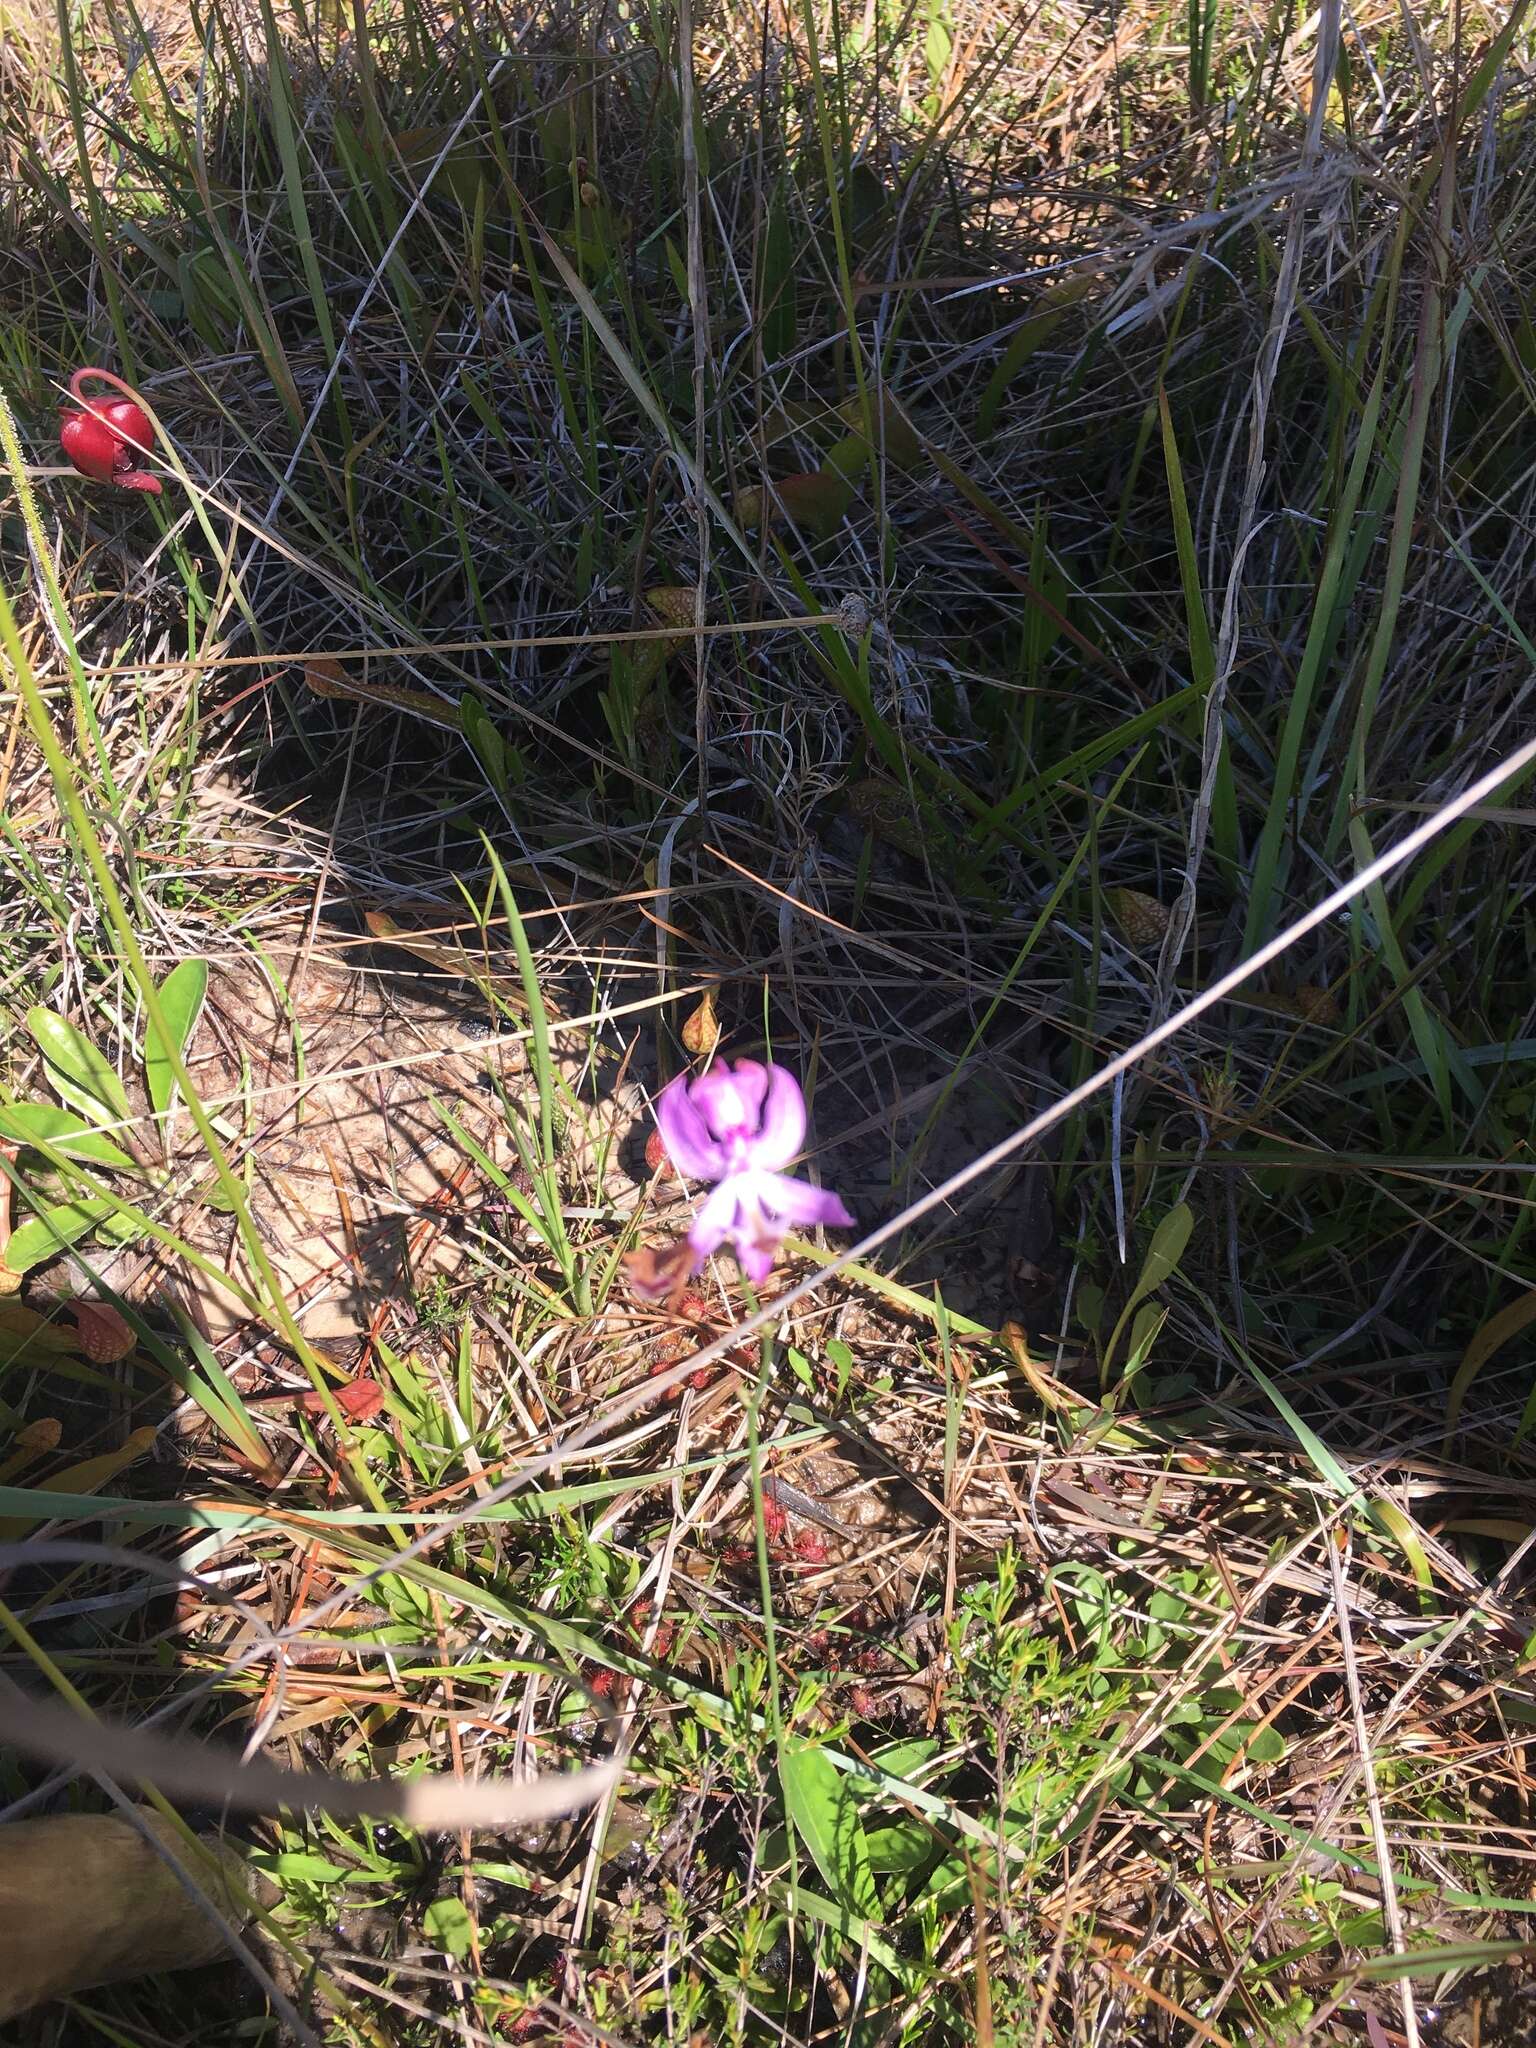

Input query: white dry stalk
[1326,1529,1420,2048]
[0,1673,622,1834]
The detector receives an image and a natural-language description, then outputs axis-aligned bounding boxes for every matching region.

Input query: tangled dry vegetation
[5,0,1536,2042]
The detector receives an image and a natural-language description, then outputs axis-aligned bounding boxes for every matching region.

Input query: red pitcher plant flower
[59,367,162,494]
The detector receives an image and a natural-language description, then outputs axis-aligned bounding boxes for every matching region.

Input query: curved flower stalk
[633,1059,853,1298]
[58,367,162,494]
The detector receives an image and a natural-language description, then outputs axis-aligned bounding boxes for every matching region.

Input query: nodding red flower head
[59,368,162,494]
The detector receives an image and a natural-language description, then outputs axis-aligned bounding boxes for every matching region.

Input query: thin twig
[1326,1525,1420,2048]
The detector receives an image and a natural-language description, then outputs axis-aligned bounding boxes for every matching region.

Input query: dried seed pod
[1107,886,1170,950]
[680,988,720,1060]
[643,585,702,631]
[71,1300,135,1363]
[623,1238,697,1306]
[846,777,929,857]
[1292,983,1341,1028]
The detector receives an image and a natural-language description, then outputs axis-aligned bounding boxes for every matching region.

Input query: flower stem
[742,1282,786,1754]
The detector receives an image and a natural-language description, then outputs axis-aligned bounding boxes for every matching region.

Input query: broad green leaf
[459,692,510,797]
[780,1733,880,1921]
[0,1102,134,1170]
[760,190,796,360]
[25,1007,131,1125]
[924,4,952,87]
[1246,1725,1287,1765]
[1131,1202,1194,1308]
[922,1772,1086,1906]
[255,1852,351,1885]
[422,1897,475,1956]
[146,959,209,1119]
[862,1818,940,1874]
[764,1873,921,1989]
[5,1199,120,1273]
[1242,1353,1363,1509]
[866,1737,941,1783]
[837,393,924,471]
[1123,1301,1169,1381]
[824,430,874,485]
[1103,1204,1193,1385]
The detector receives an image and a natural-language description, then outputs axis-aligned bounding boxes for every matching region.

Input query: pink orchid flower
[59,367,162,494]
[648,1059,853,1289]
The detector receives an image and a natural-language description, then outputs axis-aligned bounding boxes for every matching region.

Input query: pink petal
[690,1059,768,1140]
[756,1171,855,1232]
[736,1237,777,1285]
[751,1064,807,1169]
[688,1177,744,1261]
[654,1075,727,1181]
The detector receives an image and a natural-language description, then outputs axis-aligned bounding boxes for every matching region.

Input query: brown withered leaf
[735,470,853,538]
[303,664,445,721]
[0,1300,98,1356]
[299,1377,386,1425]
[622,1239,697,1308]
[1264,983,1342,1028]
[0,1417,62,1484]
[643,586,703,632]
[301,658,349,696]
[0,1427,160,1541]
